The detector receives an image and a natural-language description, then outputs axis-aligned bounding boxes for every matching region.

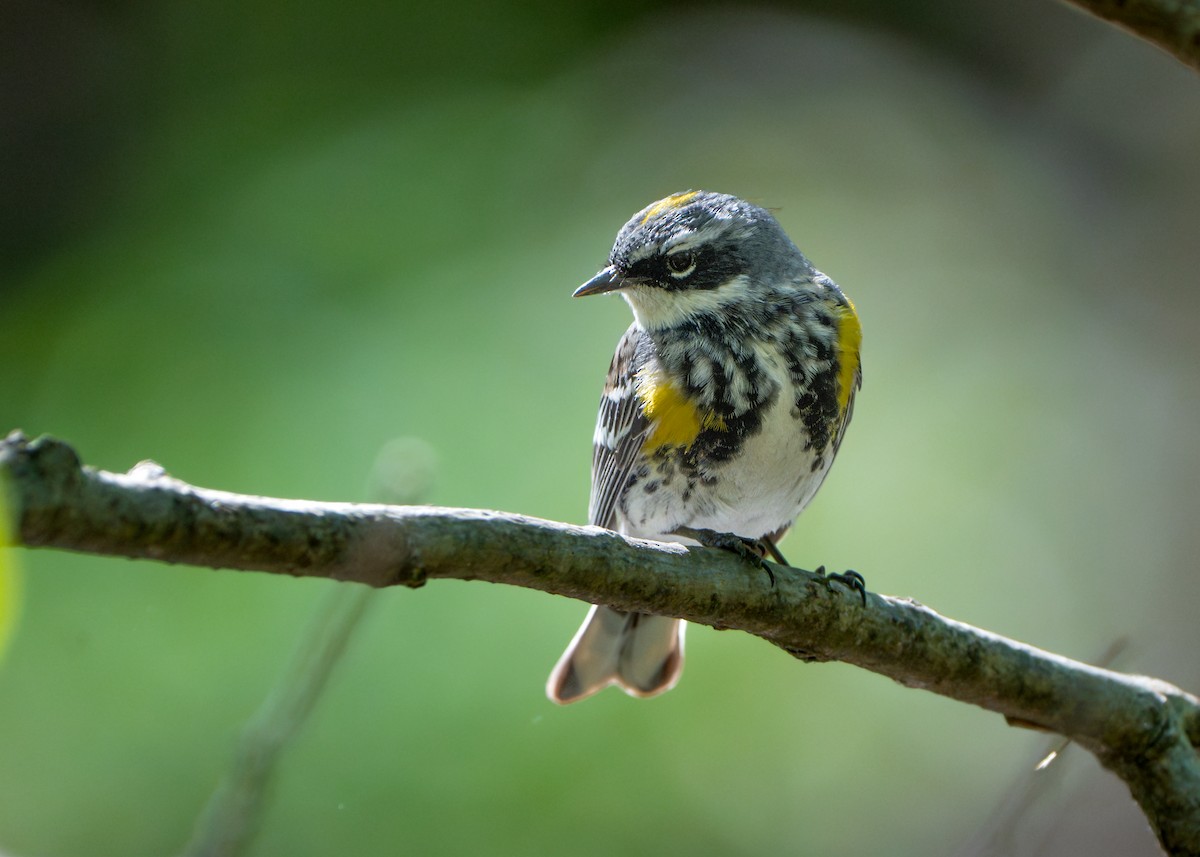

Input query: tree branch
[4,430,1200,854]
[1063,0,1200,71]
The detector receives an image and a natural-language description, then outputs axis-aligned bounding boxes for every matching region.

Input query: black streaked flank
[796,363,839,454]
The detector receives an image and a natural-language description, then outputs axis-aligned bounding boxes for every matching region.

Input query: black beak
[573,266,623,297]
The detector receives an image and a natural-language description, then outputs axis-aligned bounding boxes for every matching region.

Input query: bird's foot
[674,526,779,587]
[813,565,867,607]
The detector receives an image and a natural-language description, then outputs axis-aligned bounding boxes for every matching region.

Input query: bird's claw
[675,527,779,587]
[814,565,868,607]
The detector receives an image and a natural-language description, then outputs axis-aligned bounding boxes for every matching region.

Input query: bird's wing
[588,324,653,530]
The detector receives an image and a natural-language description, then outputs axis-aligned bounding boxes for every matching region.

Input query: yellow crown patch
[640,191,700,225]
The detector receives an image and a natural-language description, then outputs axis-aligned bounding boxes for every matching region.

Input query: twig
[1062,0,1200,71]
[176,437,433,857]
[3,431,1200,855]
[178,583,375,857]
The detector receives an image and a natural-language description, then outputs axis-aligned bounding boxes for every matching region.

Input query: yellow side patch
[636,366,726,450]
[834,301,863,416]
[641,191,700,225]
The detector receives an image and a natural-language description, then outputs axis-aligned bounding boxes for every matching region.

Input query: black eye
[665,251,697,278]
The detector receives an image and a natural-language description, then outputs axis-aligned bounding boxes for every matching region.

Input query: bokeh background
[2,1,1199,855]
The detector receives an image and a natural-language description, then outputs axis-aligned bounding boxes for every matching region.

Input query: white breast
[693,381,830,537]
[620,344,832,542]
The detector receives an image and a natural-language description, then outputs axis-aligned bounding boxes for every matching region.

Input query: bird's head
[574,191,813,330]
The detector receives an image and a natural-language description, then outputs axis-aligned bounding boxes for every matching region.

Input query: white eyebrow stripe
[662,219,728,254]
[627,242,661,263]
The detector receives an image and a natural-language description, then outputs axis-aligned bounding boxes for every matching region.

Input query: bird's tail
[546,605,684,704]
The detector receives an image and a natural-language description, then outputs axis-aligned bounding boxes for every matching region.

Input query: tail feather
[547,606,684,704]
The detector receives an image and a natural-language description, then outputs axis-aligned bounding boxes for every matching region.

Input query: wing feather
[588,325,653,530]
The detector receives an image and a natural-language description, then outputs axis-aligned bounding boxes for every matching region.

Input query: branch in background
[1064,0,1200,71]
[179,584,375,857]
[178,436,435,857]
[3,430,1200,855]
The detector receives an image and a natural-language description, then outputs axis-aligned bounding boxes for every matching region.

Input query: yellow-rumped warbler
[547,191,862,705]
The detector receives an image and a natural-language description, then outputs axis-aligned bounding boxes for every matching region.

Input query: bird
[546,190,862,704]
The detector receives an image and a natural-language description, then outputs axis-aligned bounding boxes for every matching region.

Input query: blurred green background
[3,1,1199,855]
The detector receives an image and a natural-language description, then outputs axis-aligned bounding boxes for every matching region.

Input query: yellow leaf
[0,477,22,659]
